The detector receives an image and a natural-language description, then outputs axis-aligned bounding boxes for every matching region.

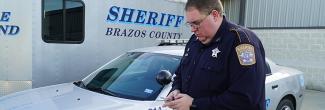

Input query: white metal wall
[255,29,325,91]
[245,0,325,28]
[222,0,241,24]
[0,0,33,96]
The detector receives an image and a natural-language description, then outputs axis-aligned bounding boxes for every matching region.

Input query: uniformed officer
[163,0,270,110]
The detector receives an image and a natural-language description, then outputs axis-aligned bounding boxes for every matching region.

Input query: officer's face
[186,8,222,44]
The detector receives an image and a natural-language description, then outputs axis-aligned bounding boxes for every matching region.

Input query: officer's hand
[164,89,180,102]
[163,93,193,110]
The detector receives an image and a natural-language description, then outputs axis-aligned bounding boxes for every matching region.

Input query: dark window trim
[42,0,85,44]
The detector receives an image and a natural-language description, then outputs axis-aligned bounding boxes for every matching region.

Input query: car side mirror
[73,80,86,88]
[156,70,172,85]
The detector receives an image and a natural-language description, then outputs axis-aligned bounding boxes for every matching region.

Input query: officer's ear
[210,10,221,21]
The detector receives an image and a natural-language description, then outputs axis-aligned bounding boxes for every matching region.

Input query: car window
[84,52,181,100]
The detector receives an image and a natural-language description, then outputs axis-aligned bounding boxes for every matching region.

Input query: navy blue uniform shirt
[172,16,270,110]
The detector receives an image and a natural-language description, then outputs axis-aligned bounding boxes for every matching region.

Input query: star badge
[211,47,220,58]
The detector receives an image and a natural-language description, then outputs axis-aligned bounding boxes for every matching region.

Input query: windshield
[84,52,181,100]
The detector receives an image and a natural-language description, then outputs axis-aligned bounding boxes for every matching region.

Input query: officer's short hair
[185,0,223,16]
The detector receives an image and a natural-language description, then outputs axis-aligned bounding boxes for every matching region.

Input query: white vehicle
[0,40,305,110]
[0,0,190,95]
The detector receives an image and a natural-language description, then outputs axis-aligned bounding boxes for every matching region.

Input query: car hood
[0,83,165,110]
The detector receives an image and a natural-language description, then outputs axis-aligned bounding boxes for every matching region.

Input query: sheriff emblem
[235,44,256,66]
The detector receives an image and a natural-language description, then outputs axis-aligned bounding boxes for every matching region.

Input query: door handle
[272,85,278,89]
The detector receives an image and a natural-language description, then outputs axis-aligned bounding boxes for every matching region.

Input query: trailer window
[42,0,84,44]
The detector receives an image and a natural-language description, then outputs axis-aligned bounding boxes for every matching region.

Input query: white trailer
[0,0,190,96]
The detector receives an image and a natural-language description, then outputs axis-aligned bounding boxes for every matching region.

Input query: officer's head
[185,0,224,44]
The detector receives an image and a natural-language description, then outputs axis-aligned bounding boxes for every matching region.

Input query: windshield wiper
[100,88,117,96]
[74,81,118,97]
[88,87,117,97]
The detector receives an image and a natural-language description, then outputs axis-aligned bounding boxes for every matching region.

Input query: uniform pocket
[202,61,223,72]
[202,61,227,92]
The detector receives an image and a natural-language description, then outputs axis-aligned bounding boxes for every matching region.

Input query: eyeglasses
[186,14,210,29]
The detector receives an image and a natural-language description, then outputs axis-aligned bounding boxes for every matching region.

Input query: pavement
[301,90,325,110]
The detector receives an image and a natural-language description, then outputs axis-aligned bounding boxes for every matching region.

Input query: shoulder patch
[235,44,256,66]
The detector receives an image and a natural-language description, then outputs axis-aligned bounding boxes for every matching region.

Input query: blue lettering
[119,8,135,22]
[8,25,19,35]
[107,6,120,21]
[0,12,11,22]
[0,25,9,34]
[114,28,121,36]
[106,6,185,28]
[135,10,147,24]
[121,29,127,37]
[158,13,166,26]
[146,12,158,25]
[148,30,181,39]
[149,31,155,38]
[155,31,161,38]
[106,27,113,35]
[165,14,175,26]
[0,25,20,35]
[141,30,146,38]
[134,30,141,37]
[174,16,184,27]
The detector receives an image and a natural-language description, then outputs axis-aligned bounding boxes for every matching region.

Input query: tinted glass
[42,0,84,43]
[65,1,84,41]
[43,0,64,41]
[85,52,181,100]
